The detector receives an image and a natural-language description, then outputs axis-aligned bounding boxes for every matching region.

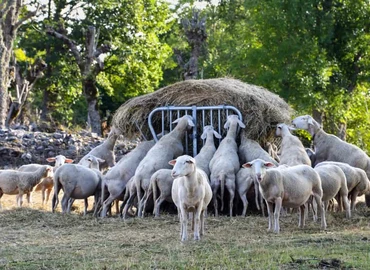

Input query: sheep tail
[220,173,225,212]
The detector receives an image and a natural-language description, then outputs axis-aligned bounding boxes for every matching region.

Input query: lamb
[238,131,278,215]
[292,115,370,206]
[0,165,53,208]
[209,114,245,217]
[315,161,370,211]
[52,155,104,215]
[120,176,137,219]
[100,140,155,217]
[147,169,174,217]
[235,167,255,216]
[18,155,73,206]
[194,125,222,176]
[133,115,194,218]
[170,155,212,241]
[78,126,120,171]
[313,164,351,218]
[243,159,326,233]
[275,123,311,166]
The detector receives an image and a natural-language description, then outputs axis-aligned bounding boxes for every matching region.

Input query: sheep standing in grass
[18,155,73,206]
[238,131,278,216]
[292,115,370,206]
[275,123,311,166]
[120,176,137,218]
[146,169,174,217]
[235,167,255,216]
[243,159,326,233]
[209,115,245,217]
[194,125,222,176]
[315,161,370,211]
[313,164,351,218]
[52,155,104,215]
[170,155,212,241]
[100,140,155,217]
[132,115,194,218]
[78,126,120,171]
[0,165,53,208]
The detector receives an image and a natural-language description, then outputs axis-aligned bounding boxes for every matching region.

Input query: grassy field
[0,193,370,270]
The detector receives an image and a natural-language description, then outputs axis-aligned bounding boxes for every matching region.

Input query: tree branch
[46,27,82,67]
[15,4,45,30]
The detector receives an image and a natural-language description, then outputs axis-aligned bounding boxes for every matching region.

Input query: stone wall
[0,128,138,169]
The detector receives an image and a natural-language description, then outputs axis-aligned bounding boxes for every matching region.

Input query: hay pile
[112,78,293,142]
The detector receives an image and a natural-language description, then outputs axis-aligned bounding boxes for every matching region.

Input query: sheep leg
[180,207,188,241]
[239,192,248,217]
[212,181,220,217]
[349,190,359,211]
[142,189,153,218]
[193,205,202,241]
[226,179,235,217]
[154,196,165,218]
[83,198,89,216]
[115,200,120,215]
[17,192,24,207]
[253,178,261,211]
[0,189,3,210]
[136,186,144,218]
[200,210,205,236]
[121,193,136,219]
[299,204,306,228]
[313,193,326,230]
[41,186,46,205]
[101,196,115,218]
[61,194,70,213]
[26,192,32,206]
[45,188,52,205]
[266,200,274,232]
[273,197,282,233]
[341,194,351,219]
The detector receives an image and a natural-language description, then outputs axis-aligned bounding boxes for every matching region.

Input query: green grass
[0,204,370,270]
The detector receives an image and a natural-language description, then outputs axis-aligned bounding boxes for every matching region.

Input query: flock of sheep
[1,114,370,241]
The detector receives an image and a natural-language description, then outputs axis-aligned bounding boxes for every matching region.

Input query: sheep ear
[201,131,207,140]
[307,116,314,125]
[237,119,246,129]
[46,157,56,163]
[264,162,275,168]
[172,118,180,124]
[187,118,195,127]
[65,158,74,163]
[242,163,252,168]
[213,130,222,139]
[97,158,105,163]
[186,158,195,164]
[168,159,176,166]
[224,120,230,129]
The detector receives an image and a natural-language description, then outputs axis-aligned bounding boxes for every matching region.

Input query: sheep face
[242,158,275,182]
[169,155,196,178]
[172,115,195,130]
[46,155,73,167]
[87,155,105,170]
[291,115,313,130]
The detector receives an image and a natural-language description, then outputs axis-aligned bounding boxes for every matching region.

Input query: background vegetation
[4,0,370,151]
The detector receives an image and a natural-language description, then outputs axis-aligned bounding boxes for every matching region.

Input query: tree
[0,0,41,128]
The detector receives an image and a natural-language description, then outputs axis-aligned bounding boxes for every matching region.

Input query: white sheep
[100,140,155,217]
[52,155,104,215]
[146,169,174,218]
[209,115,245,217]
[275,123,311,166]
[0,165,53,208]
[18,155,73,206]
[194,125,222,176]
[133,115,194,218]
[238,131,278,216]
[243,159,326,233]
[292,115,370,206]
[313,164,351,218]
[315,161,370,211]
[120,176,137,219]
[235,167,255,216]
[78,126,120,171]
[170,155,212,241]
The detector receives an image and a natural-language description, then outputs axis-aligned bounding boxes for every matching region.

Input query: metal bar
[192,106,197,157]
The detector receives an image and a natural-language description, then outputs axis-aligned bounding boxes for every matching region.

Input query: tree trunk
[83,77,101,135]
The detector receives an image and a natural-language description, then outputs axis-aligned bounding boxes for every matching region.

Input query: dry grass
[112,78,292,142]
[1,193,370,270]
